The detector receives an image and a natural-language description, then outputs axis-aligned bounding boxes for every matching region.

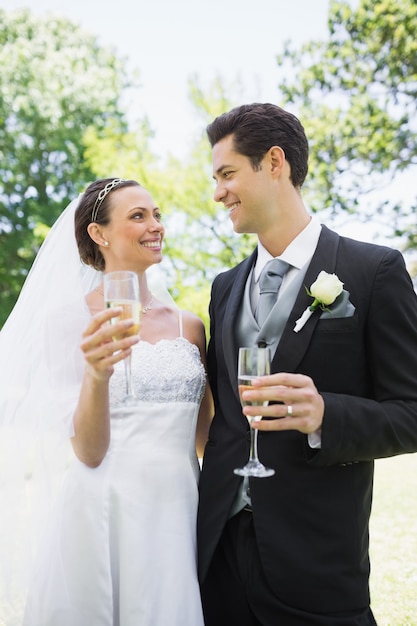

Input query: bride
[0,178,213,626]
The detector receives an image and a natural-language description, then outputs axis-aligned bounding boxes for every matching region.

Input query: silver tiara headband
[91,178,127,222]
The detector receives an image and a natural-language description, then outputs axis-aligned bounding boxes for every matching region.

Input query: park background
[1,0,417,623]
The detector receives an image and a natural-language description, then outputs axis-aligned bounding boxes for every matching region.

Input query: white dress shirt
[251,215,322,308]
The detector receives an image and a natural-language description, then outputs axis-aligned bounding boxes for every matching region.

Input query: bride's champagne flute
[234,346,275,478]
[103,271,141,404]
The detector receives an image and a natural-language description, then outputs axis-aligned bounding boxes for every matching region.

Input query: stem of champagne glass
[249,420,261,464]
[124,352,135,399]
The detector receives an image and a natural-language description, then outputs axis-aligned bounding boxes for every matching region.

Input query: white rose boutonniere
[293,271,344,333]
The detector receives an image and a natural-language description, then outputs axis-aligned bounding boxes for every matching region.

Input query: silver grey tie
[256,258,290,327]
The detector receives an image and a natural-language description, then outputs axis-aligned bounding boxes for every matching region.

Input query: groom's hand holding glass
[240,372,325,435]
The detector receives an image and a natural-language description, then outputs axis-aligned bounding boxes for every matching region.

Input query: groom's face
[211,134,276,236]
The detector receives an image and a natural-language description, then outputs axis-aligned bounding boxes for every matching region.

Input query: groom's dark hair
[206,102,309,188]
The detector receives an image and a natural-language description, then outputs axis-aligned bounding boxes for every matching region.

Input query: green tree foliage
[0,8,143,325]
[0,7,255,330]
[158,76,257,325]
[275,0,417,251]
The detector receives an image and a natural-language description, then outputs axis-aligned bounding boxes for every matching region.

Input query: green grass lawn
[370,453,417,625]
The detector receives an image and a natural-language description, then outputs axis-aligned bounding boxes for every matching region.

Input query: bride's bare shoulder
[179,309,207,351]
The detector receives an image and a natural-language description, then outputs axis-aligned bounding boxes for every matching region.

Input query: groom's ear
[267,145,286,179]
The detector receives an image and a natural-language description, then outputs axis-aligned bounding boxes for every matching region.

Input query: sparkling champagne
[107,300,141,338]
[238,376,269,409]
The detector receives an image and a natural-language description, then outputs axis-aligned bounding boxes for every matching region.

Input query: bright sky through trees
[2,0,335,158]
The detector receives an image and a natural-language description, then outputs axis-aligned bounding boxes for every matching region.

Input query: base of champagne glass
[234,460,275,478]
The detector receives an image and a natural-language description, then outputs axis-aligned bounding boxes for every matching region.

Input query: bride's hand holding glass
[81,307,140,381]
[103,270,141,404]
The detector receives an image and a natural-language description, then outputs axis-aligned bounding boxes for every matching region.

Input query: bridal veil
[0,191,174,623]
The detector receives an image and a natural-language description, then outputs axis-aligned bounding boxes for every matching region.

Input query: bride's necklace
[141,296,154,314]
[94,286,154,314]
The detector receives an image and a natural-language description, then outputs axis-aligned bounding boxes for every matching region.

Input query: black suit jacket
[197,225,417,613]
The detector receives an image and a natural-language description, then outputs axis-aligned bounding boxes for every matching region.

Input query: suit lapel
[222,252,257,400]
[272,225,341,373]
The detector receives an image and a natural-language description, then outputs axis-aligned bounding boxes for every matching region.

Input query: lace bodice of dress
[109,337,206,408]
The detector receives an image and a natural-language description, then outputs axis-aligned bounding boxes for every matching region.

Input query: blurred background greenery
[1,0,417,332]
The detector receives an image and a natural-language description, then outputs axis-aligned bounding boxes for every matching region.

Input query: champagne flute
[103,271,141,404]
[234,346,275,478]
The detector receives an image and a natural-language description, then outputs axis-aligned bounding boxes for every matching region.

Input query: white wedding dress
[23,318,206,626]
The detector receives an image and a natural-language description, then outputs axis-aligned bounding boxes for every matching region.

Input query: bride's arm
[196,383,214,459]
[71,308,139,467]
[182,311,214,458]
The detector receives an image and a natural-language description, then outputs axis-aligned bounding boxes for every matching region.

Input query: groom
[197,102,417,625]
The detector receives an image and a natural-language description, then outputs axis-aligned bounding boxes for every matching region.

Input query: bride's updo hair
[74,178,140,271]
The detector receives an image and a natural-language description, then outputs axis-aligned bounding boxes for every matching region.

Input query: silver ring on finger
[286,404,293,417]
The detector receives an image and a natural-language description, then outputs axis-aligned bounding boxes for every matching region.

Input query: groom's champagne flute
[103,271,141,404]
[234,346,275,478]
